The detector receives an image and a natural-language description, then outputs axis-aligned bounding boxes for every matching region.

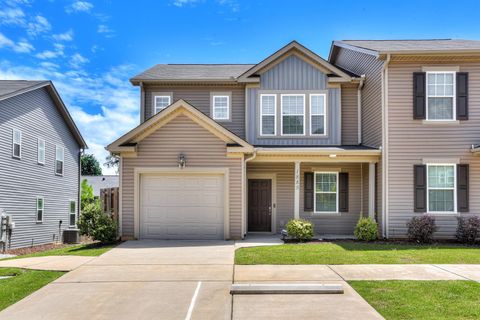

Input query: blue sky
[1,0,479,173]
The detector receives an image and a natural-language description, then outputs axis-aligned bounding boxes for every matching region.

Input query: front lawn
[350,280,480,320]
[8,242,118,260]
[0,268,64,311]
[235,242,480,264]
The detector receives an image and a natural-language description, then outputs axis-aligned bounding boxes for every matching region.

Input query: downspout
[381,54,391,239]
[78,148,84,229]
[242,150,257,238]
[357,75,365,145]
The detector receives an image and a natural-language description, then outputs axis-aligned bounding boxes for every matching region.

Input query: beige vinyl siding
[247,162,365,235]
[144,84,245,138]
[387,61,480,238]
[341,84,359,145]
[334,48,384,148]
[121,114,243,239]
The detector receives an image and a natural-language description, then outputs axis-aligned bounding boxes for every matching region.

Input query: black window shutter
[456,72,469,120]
[413,72,426,119]
[339,172,349,212]
[414,165,427,212]
[457,164,469,212]
[304,172,314,211]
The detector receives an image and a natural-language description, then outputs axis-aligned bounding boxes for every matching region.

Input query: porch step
[230,283,344,295]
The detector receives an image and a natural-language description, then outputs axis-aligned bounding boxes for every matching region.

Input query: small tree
[81,154,102,176]
[80,179,95,211]
[78,200,117,243]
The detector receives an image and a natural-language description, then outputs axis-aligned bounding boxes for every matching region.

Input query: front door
[248,179,272,232]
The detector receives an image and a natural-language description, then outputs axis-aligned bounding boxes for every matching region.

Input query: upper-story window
[37,138,45,164]
[55,145,64,176]
[281,94,305,135]
[260,94,276,135]
[427,72,455,120]
[212,95,230,120]
[154,95,171,114]
[12,129,21,158]
[310,94,326,135]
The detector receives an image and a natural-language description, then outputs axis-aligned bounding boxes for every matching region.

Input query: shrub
[456,216,480,244]
[407,215,437,243]
[285,219,314,241]
[354,217,378,241]
[78,200,117,243]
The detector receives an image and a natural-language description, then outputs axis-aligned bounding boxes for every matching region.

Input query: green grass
[0,267,64,311]
[235,242,480,264]
[350,280,480,320]
[8,242,118,260]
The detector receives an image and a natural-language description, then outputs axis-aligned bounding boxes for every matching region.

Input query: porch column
[368,162,376,219]
[294,161,301,219]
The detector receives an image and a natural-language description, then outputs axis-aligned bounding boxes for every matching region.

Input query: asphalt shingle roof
[338,39,480,53]
[0,80,47,99]
[130,64,255,82]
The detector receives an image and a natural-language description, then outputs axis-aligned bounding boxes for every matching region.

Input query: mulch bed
[4,243,68,256]
[282,238,480,247]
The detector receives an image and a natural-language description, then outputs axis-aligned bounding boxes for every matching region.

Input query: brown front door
[248,179,272,232]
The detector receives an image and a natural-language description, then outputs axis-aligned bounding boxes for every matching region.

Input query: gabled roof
[331,39,480,57]
[0,80,87,148]
[107,99,253,153]
[130,64,255,85]
[237,41,359,83]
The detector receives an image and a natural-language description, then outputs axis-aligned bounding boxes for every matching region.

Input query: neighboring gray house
[108,40,480,241]
[81,175,119,197]
[0,80,87,248]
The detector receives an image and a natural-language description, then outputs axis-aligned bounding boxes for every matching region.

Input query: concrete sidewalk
[0,256,95,271]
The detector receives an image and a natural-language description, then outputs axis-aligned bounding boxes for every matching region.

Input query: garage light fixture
[178,154,186,169]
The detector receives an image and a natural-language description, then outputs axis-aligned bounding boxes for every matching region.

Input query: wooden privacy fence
[100,187,119,222]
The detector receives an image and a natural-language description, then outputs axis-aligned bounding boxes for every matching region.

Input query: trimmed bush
[456,216,480,244]
[78,200,117,243]
[354,217,378,241]
[285,219,314,241]
[407,215,437,243]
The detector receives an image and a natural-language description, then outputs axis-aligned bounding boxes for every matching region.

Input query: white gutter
[242,150,257,237]
[381,54,391,239]
[357,75,365,145]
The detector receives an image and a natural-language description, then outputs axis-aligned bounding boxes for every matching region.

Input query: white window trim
[260,94,277,136]
[212,95,230,120]
[12,129,21,159]
[154,95,171,114]
[310,93,327,136]
[313,171,339,214]
[37,138,45,164]
[426,71,456,121]
[36,196,44,223]
[280,94,305,136]
[55,145,64,176]
[426,163,457,214]
[69,200,77,227]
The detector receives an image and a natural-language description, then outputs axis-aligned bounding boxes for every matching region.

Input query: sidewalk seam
[431,264,473,281]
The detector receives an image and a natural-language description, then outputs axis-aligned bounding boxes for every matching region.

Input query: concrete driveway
[0,240,382,320]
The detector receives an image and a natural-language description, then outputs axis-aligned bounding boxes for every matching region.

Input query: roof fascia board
[331,41,380,58]
[0,81,50,102]
[130,78,239,85]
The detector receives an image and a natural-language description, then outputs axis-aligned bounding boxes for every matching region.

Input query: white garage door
[140,173,225,240]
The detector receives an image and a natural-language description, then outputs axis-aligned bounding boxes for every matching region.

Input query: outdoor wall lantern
[178,154,186,169]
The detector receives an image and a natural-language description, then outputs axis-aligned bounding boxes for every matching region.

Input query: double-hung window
[55,146,64,176]
[69,200,76,227]
[37,139,45,164]
[154,95,171,114]
[310,94,326,135]
[260,94,276,135]
[427,164,456,213]
[12,129,21,158]
[426,72,455,120]
[314,172,338,213]
[281,94,305,135]
[36,196,44,222]
[212,95,230,120]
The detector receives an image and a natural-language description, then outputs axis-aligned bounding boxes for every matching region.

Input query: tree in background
[80,179,95,211]
[81,154,102,176]
[104,153,120,174]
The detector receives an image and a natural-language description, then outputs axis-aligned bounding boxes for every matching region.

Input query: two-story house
[0,80,87,248]
[108,40,480,240]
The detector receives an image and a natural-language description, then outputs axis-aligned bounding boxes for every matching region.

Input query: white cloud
[0,7,26,25]
[0,32,34,53]
[69,53,89,68]
[35,43,64,59]
[173,0,198,7]
[66,1,93,13]
[27,15,51,36]
[0,60,139,174]
[97,24,115,37]
[52,29,74,41]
